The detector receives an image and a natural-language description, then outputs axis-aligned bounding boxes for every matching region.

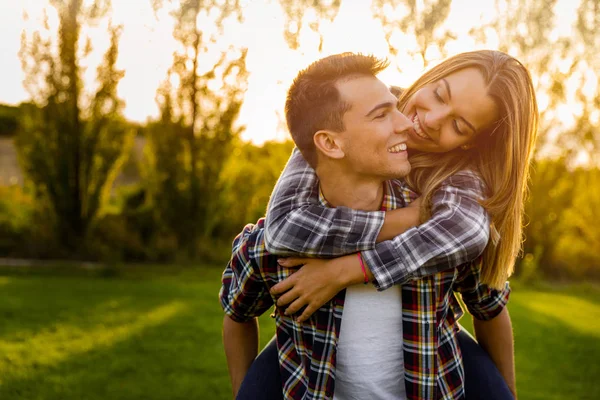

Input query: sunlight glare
[0,301,187,382]
[519,292,600,337]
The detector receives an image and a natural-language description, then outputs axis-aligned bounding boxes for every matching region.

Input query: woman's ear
[314,130,345,160]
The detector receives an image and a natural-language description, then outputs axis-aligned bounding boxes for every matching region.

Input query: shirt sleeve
[454,258,511,321]
[361,171,491,290]
[219,222,274,323]
[264,147,385,256]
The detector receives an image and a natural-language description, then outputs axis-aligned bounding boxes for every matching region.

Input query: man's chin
[392,165,411,179]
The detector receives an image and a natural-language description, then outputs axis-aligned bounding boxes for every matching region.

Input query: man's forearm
[473,308,517,398]
[223,316,259,398]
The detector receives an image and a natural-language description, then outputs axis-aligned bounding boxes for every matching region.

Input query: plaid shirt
[221,180,510,399]
[264,148,491,291]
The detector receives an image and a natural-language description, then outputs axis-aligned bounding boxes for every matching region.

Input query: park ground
[0,264,599,400]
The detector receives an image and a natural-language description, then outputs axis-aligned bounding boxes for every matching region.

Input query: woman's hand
[271,256,350,322]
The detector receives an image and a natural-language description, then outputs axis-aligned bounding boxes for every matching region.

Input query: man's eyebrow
[442,78,476,133]
[365,101,396,117]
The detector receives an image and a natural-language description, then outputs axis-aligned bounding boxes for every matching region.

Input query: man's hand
[272,255,361,322]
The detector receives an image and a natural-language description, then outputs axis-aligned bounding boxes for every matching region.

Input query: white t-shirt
[333,284,406,400]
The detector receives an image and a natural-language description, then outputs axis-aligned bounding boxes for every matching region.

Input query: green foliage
[209,140,295,239]
[0,185,67,259]
[0,104,20,137]
[145,0,249,257]
[552,169,600,279]
[519,160,600,281]
[17,1,134,252]
[0,186,34,256]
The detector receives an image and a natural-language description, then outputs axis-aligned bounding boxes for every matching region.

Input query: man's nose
[424,107,450,131]
[394,111,412,133]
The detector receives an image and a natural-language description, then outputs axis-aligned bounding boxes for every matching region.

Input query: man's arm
[455,260,515,397]
[223,316,259,398]
[219,222,274,397]
[473,308,517,398]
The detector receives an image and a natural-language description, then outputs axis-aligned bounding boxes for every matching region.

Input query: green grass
[0,265,276,400]
[0,266,598,400]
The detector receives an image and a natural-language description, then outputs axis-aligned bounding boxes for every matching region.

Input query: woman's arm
[362,171,490,290]
[267,148,490,289]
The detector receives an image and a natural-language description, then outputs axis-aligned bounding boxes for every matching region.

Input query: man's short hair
[285,53,389,168]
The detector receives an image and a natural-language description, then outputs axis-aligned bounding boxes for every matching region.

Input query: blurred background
[0,0,598,399]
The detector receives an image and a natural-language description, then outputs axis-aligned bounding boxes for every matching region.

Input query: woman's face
[402,67,500,153]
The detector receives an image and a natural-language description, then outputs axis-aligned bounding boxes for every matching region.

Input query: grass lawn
[0,265,598,400]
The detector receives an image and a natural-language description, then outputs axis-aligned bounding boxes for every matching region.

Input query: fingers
[276,288,299,308]
[296,304,318,323]
[278,257,307,267]
[271,275,296,296]
[284,297,308,316]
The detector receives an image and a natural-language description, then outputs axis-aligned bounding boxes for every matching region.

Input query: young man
[220,53,512,400]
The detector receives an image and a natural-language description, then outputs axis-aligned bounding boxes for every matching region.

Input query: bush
[0,185,67,259]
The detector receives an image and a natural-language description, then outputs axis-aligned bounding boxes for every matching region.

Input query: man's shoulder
[232,219,268,257]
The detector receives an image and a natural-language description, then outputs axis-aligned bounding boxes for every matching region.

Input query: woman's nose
[424,107,450,131]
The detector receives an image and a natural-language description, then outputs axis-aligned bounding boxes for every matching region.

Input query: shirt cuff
[467,282,511,321]
[361,242,406,291]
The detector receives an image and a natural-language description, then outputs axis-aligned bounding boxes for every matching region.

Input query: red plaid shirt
[220,180,510,399]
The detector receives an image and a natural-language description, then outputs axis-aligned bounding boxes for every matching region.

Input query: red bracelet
[357,252,369,285]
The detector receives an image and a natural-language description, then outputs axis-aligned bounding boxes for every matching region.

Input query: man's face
[335,76,412,180]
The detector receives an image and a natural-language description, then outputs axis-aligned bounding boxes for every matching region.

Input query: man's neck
[317,165,385,211]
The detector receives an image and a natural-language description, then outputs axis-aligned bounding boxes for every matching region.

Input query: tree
[553,168,600,279]
[18,0,133,253]
[0,104,21,137]
[277,0,342,51]
[146,0,248,256]
[468,0,600,162]
[568,0,600,164]
[209,139,295,240]
[371,0,455,70]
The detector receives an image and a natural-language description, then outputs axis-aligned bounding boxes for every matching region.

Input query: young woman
[240,50,538,400]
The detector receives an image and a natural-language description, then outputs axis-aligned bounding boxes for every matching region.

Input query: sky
[0,0,581,145]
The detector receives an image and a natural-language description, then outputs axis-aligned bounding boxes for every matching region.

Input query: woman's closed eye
[435,87,466,135]
[453,120,466,136]
[434,88,445,104]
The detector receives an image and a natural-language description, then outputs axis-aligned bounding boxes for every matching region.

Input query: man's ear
[314,130,345,160]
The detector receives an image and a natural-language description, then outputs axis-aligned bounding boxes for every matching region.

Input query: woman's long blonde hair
[399,50,539,289]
